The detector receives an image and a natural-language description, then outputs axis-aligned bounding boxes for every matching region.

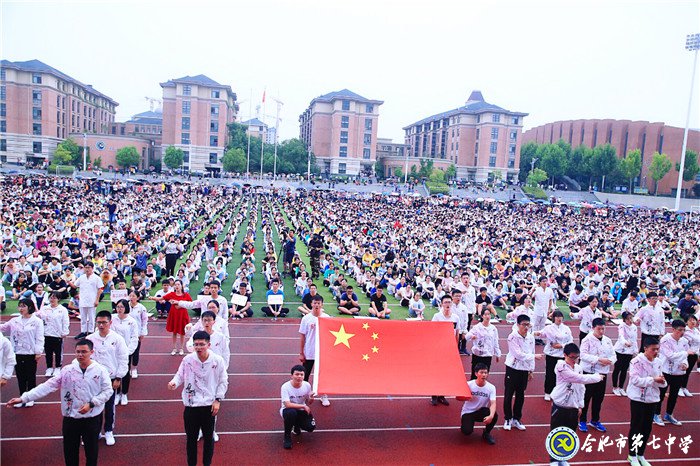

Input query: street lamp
[83,132,87,171]
[675,32,700,211]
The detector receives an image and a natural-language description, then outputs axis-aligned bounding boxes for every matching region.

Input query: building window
[0,86,5,100]
[509,144,516,155]
[0,68,4,81]
[508,157,515,168]
[33,123,41,135]
[182,101,191,115]
[365,118,372,131]
[0,103,4,117]
[210,135,218,147]
[363,148,371,159]
[510,130,517,141]
[33,141,42,153]
[120,126,125,136]
[341,116,349,128]
[363,133,372,145]
[209,153,218,164]
[183,151,190,163]
[339,146,347,157]
[338,162,347,174]
[490,142,497,154]
[0,121,5,132]
[32,73,42,84]
[491,127,499,139]
[210,120,219,132]
[211,105,219,116]
[476,115,481,123]
[33,107,42,120]
[0,139,5,151]
[366,104,373,113]
[181,133,190,145]
[512,117,519,125]
[183,85,191,96]
[211,90,220,98]
[342,100,350,111]
[492,114,500,123]
[182,117,190,130]
[489,155,496,167]
[340,131,348,144]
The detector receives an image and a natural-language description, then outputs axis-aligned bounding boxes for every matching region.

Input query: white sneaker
[682,388,693,397]
[503,419,512,431]
[512,419,526,430]
[653,414,664,426]
[544,393,551,401]
[105,431,115,446]
[120,395,128,406]
[25,401,34,407]
[45,368,53,376]
[321,394,330,406]
[627,456,641,466]
[198,430,203,441]
[619,388,627,396]
[131,368,138,379]
[171,349,177,355]
[637,456,652,466]
[677,389,686,397]
[550,462,559,466]
[115,394,122,405]
[213,432,219,442]
[179,349,184,356]
[613,387,621,396]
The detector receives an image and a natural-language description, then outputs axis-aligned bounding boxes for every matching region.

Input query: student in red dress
[155,280,192,355]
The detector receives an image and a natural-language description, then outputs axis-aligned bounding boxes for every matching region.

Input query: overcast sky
[2,0,699,143]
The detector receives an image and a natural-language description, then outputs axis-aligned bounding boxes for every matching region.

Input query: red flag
[314,318,470,396]
[262,89,266,103]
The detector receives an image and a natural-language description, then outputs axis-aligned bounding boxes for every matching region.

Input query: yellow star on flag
[330,324,355,348]
[362,323,370,330]
[372,346,379,353]
[362,354,370,361]
[371,332,379,341]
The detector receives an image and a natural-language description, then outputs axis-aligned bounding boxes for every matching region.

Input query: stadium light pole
[675,33,700,211]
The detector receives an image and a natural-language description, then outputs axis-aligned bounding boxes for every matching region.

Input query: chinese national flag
[314,318,471,397]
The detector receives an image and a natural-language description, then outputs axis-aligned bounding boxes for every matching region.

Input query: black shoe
[482,433,496,445]
[74,332,86,340]
[535,339,545,346]
[430,397,438,406]
[283,437,292,449]
[293,426,301,435]
[438,396,450,406]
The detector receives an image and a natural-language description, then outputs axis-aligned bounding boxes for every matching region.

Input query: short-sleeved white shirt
[298,311,329,360]
[280,380,312,416]
[75,273,103,307]
[460,380,496,415]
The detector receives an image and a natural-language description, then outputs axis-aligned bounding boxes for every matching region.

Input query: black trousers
[165,253,178,277]
[629,400,655,456]
[461,407,497,435]
[580,373,606,423]
[104,382,117,432]
[656,373,683,416]
[682,354,698,388]
[470,355,492,380]
[132,340,142,367]
[503,366,529,421]
[302,359,315,382]
[282,408,316,437]
[261,305,289,317]
[15,354,37,395]
[550,404,579,461]
[63,414,102,466]
[578,331,588,344]
[45,336,63,369]
[612,352,634,388]
[184,406,215,466]
[119,357,133,395]
[544,355,564,395]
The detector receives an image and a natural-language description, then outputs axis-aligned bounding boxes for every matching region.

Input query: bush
[47,164,75,175]
[522,185,548,199]
[426,181,450,195]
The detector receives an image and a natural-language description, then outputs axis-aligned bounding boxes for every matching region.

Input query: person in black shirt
[369,287,391,319]
[509,288,527,308]
[677,290,699,320]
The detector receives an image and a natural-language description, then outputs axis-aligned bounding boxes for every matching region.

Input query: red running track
[1,318,699,465]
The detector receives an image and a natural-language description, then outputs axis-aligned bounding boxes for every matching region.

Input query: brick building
[0,59,117,166]
[160,74,237,175]
[70,133,155,171]
[299,89,382,176]
[522,119,700,195]
[403,91,527,183]
[241,117,275,144]
[375,137,410,178]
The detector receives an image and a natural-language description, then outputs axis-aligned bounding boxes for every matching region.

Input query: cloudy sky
[2,0,699,142]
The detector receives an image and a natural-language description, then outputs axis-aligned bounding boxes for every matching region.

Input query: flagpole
[272,96,281,184]
[259,88,266,181]
[246,88,252,179]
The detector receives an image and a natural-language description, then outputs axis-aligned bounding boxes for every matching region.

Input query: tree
[374,163,385,179]
[567,144,593,184]
[676,149,700,182]
[445,164,457,181]
[429,168,446,183]
[418,159,434,178]
[518,141,538,183]
[222,147,246,172]
[163,146,184,170]
[648,152,673,195]
[591,144,618,191]
[526,168,548,187]
[537,143,567,185]
[394,167,403,179]
[619,149,642,193]
[115,146,140,168]
[55,138,86,168]
[52,146,73,166]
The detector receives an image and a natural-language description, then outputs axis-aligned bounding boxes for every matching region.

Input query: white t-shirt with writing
[280,380,312,416]
[460,380,496,415]
[299,311,330,360]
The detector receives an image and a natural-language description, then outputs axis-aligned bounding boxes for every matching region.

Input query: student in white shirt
[430,295,462,406]
[69,262,104,339]
[612,311,638,396]
[0,298,44,405]
[680,314,700,397]
[635,291,664,351]
[169,330,228,466]
[457,363,497,445]
[654,319,692,426]
[298,295,331,407]
[127,291,149,378]
[0,333,16,388]
[466,308,501,378]
[578,318,616,434]
[111,299,139,406]
[280,364,317,450]
[538,310,573,400]
[6,339,113,466]
[36,292,70,376]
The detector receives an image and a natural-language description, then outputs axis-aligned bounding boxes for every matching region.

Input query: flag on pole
[314,318,471,396]
[262,89,266,104]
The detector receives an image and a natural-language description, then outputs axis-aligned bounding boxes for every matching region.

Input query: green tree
[591,144,618,191]
[374,163,385,179]
[92,156,103,169]
[429,168,446,183]
[55,138,87,168]
[418,159,434,178]
[619,149,642,193]
[115,146,140,168]
[394,167,403,179]
[648,152,673,195]
[526,168,548,187]
[567,145,593,184]
[518,141,539,183]
[163,146,184,170]
[537,143,567,185]
[445,164,457,181]
[555,139,572,159]
[676,149,700,182]
[222,147,246,172]
[52,146,73,166]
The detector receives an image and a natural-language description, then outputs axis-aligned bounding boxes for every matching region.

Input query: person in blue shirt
[262,279,289,319]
